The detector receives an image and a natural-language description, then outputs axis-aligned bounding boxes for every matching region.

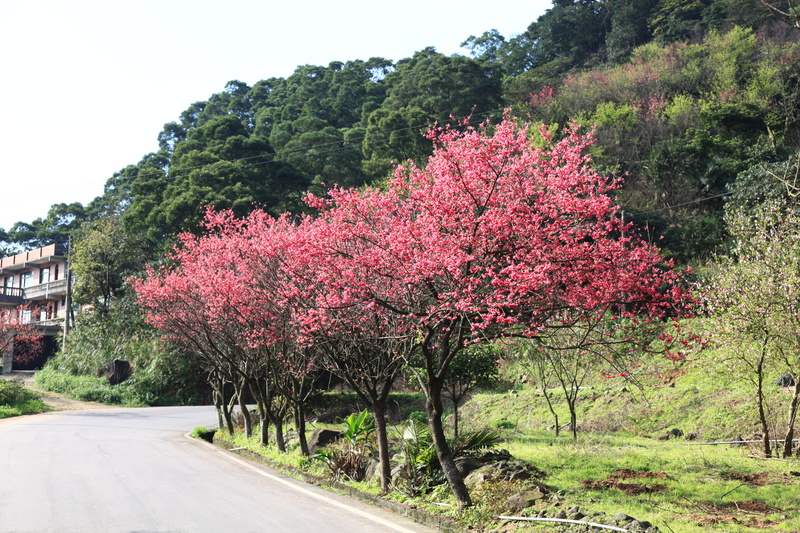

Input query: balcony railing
[0,287,24,306]
[20,279,68,300]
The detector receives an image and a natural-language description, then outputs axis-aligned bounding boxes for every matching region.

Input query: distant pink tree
[134,211,315,451]
[1,307,43,370]
[308,116,694,507]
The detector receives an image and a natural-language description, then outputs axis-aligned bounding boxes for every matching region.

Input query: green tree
[440,344,499,439]
[362,48,501,175]
[706,203,800,458]
[69,215,140,309]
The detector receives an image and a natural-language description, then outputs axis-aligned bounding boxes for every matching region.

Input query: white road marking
[190,435,421,533]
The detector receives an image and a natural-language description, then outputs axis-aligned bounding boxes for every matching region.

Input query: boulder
[364,458,381,481]
[464,465,495,489]
[775,373,796,387]
[307,428,344,454]
[105,359,132,385]
[504,488,546,513]
[455,456,482,477]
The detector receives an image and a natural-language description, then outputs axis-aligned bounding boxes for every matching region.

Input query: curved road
[0,406,436,533]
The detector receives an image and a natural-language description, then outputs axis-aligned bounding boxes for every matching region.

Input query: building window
[3,276,12,295]
[40,308,48,322]
[21,309,31,324]
[21,271,33,288]
[40,267,51,284]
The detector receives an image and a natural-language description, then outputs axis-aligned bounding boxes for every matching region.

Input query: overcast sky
[0,0,550,231]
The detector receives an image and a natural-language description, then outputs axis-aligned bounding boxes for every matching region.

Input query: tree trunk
[212,374,234,433]
[453,401,459,440]
[294,403,309,456]
[224,395,235,434]
[273,418,286,452]
[756,349,772,458]
[566,390,578,440]
[427,383,472,508]
[372,401,392,494]
[542,387,560,436]
[213,390,225,431]
[247,378,270,447]
[236,379,252,439]
[783,375,799,458]
[259,413,270,447]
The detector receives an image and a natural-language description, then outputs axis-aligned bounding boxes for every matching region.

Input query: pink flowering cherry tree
[309,117,693,507]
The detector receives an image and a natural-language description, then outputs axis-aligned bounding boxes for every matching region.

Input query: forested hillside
[2,0,798,267]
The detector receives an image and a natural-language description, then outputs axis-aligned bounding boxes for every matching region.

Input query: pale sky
[0,0,550,231]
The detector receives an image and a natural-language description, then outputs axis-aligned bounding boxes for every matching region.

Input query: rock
[307,428,344,454]
[568,511,585,520]
[669,428,684,438]
[504,489,546,513]
[455,456,483,477]
[555,510,567,519]
[364,458,381,481]
[464,466,495,489]
[615,512,632,522]
[509,468,531,480]
[775,373,796,387]
[105,359,132,385]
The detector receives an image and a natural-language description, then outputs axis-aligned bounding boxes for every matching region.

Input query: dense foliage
[133,118,695,506]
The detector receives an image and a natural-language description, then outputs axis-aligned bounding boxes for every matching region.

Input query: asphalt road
[0,406,437,533]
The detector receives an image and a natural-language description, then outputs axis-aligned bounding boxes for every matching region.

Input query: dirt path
[1,371,114,411]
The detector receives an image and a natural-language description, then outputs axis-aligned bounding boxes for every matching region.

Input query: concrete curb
[205,434,469,533]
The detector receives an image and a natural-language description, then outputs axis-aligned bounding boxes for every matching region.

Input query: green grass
[34,367,146,406]
[0,379,48,418]
[498,432,799,532]
[210,348,800,532]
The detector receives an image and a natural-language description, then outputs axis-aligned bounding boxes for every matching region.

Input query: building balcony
[0,287,25,307]
[22,279,68,300]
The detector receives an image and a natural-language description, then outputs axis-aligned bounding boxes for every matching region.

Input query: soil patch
[720,470,773,486]
[581,469,671,495]
[684,500,785,529]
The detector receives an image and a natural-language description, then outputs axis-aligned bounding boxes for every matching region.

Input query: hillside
[2,0,798,267]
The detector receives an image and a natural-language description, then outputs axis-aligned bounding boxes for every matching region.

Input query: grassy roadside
[191,353,800,532]
[0,378,48,418]
[33,367,147,406]
[202,422,800,532]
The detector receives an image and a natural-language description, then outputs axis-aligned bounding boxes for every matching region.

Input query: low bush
[34,367,140,406]
[0,379,47,417]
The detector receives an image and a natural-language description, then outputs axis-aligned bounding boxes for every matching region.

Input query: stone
[464,465,495,489]
[455,456,482,477]
[775,373,796,387]
[615,512,632,522]
[509,468,531,480]
[504,489,546,513]
[105,359,132,385]
[307,428,344,454]
[364,458,381,481]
